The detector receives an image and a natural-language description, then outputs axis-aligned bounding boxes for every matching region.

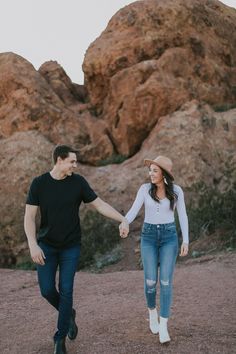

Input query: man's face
[58,152,77,176]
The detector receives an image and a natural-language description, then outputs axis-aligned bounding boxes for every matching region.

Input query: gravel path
[1,252,236,354]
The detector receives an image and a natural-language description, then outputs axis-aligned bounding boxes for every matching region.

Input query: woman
[120,156,189,344]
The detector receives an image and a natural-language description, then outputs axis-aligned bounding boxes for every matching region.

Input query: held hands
[179,242,189,257]
[29,243,46,265]
[119,218,129,238]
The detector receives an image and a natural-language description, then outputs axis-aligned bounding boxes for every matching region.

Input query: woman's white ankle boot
[159,316,171,343]
[148,308,159,334]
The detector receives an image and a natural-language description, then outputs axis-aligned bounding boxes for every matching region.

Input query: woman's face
[149,164,163,184]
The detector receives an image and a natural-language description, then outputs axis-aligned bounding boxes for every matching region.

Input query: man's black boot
[68,308,78,340]
[53,337,67,354]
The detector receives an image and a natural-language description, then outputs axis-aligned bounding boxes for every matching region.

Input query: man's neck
[50,167,67,180]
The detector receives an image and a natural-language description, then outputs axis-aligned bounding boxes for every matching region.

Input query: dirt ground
[1,249,236,354]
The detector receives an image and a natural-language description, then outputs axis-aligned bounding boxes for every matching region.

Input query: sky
[1,0,235,84]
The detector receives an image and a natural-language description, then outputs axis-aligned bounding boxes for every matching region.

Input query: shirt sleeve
[125,185,145,224]
[176,186,189,244]
[81,177,97,203]
[26,178,40,206]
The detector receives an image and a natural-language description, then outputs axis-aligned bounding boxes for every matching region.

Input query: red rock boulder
[83,0,236,156]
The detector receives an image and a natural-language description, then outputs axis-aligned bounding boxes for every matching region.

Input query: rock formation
[0,131,53,266]
[0,0,236,266]
[83,0,236,156]
[0,53,114,163]
[39,60,88,105]
[1,101,235,266]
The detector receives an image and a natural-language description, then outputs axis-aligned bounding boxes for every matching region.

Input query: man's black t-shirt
[26,172,97,248]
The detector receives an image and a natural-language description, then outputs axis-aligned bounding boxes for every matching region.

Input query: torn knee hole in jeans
[160,279,169,286]
[146,279,156,293]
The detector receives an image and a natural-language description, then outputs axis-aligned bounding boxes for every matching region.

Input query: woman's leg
[159,230,178,318]
[141,224,159,333]
[159,223,178,342]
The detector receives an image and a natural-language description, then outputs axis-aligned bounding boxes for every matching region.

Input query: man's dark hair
[53,145,78,164]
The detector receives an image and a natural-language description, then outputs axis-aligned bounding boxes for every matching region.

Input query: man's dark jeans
[37,241,80,341]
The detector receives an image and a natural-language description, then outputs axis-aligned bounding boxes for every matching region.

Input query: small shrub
[79,210,121,269]
[213,103,236,112]
[97,154,127,166]
[89,244,123,272]
[14,260,36,271]
[186,182,236,249]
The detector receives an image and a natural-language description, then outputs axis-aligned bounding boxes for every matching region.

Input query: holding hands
[119,218,129,238]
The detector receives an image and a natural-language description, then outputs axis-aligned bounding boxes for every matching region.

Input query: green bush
[79,209,121,269]
[186,182,236,249]
[213,103,236,112]
[88,244,123,272]
[97,154,127,166]
[14,260,36,271]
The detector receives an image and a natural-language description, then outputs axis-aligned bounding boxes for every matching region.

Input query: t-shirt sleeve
[26,178,40,206]
[81,177,97,203]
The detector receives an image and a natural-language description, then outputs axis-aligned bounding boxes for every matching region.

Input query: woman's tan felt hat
[144,155,174,180]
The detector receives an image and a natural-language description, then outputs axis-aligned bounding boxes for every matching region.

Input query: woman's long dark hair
[149,169,178,210]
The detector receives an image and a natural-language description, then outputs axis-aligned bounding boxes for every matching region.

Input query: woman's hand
[179,242,189,257]
[119,219,129,238]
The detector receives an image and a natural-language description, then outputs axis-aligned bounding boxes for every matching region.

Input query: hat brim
[144,159,174,180]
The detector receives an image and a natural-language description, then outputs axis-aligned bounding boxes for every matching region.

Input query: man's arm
[89,197,129,237]
[24,204,46,265]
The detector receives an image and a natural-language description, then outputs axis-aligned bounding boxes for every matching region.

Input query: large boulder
[39,60,88,105]
[0,52,70,139]
[83,0,236,156]
[84,101,236,208]
[0,131,53,266]
[0,53,114,163]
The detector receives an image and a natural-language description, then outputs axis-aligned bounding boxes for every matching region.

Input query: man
[24,145,129,354]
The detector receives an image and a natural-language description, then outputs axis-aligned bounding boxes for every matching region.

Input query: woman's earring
[164,177,168,184]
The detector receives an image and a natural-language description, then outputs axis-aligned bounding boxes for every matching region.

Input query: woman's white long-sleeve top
[125,183,189,244]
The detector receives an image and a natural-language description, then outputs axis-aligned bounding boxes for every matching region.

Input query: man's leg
[37,242,59,310]
[54,244,80,341]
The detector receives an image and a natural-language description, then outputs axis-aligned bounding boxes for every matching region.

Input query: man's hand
[119,219,129,238]
[179,242,189,257]
[29,243,46,265]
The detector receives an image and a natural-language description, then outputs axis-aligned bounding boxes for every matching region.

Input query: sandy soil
[1,250,236,354]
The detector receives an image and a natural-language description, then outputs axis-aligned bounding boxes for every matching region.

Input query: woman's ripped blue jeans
[141,222,178,318]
